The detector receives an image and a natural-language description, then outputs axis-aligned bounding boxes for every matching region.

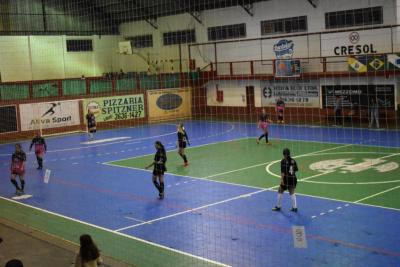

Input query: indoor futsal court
[1,0,400,267]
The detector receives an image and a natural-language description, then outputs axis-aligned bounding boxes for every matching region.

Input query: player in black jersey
[145,141,167,199]
[86,109,97,140]
[29,132,47,170]
[257,108,272,144]
[10,144,27,196]
[177,123,190,166]
[272,148,298,212]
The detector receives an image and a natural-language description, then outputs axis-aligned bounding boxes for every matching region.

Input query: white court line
[0,196,230,267]
[105,136,246,163]
[115,188,268,232]
[354,185,400,203]
[124,216,147,223]
[114,144,350,232]
[81,137,131,145]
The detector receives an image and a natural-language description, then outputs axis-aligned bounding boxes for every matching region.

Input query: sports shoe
[290,208,298,212]
[256,139,260,144]
[184,161,189,167]
[37,166,42,170]
[272,206,281,211]
[15,190,21,196]
[159,192,164,199]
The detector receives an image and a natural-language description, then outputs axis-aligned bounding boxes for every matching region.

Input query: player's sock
[38,157,43,168]
[276,193,283,208]
[258,134,265,140]
[21,180,25,191]
[153,180,161,193]
[10,179,21,190]
[265,132,269,143]
[291,194,297,209]
[160,182,164,193]
[182,154,188,163]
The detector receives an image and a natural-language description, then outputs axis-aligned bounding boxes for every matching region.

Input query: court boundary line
[0,196,230,267]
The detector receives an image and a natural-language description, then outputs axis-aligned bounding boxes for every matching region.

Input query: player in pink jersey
[257,108,272,145]
[30,132,47,170]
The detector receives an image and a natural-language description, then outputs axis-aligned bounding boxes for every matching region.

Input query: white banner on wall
[321,28,392,57]
[261,81,320,108]
[20,100,80,131]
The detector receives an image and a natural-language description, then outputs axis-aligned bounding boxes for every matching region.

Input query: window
[208,23,246,41]
[126,35,153,48]
[66,39,93,52]
[163,29,196,45]
[325,6,383,29]
[261,16,307,35]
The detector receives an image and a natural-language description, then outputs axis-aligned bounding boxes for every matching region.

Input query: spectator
[5,259,23,267]
[333,95,342,126]
[74,234,102,267]
[369,96,383,129]
[275,97,285,123]
[118,69,125,78]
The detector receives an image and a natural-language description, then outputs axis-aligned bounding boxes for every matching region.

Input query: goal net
[0,1,399,267]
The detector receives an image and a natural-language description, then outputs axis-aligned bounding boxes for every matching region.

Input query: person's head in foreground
[5,259,23,267]
[79,234,100,263]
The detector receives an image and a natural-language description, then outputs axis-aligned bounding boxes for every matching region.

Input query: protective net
[0,1,400,267]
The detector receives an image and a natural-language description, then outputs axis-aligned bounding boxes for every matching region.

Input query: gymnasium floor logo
[310,158,399,174]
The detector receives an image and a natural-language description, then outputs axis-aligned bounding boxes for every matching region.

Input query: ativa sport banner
[83,94,145,123]
[19,100,80,131]
[147,88,191,122]
[261,81,320,107]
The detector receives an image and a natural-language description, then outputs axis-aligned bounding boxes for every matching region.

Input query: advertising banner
[19,100,80,131]
[322,84,395,109]
[261,81,320,107]
[83,94,145,123]
[147,88,191,122]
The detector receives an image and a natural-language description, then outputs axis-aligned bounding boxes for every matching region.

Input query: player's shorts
[35,145,45,156]
[88,127,97,133]
[11,164,25,176]
[277,107,284,112]
[178,141,187,149]
[260,122,268,130]
[280,178,297,192]
[153,165,166,176]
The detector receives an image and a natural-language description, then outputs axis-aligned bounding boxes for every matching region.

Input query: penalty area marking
[12,194,33,200]
[266,151,400,185]
[81,137,131,145]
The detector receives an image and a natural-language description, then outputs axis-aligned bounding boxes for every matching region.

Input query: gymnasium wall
[119,0,397,71]
[0,35,121,82]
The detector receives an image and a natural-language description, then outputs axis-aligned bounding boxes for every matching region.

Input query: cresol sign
[321,28,391,57]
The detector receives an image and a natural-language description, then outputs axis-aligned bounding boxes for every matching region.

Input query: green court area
[109,138,400,210]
